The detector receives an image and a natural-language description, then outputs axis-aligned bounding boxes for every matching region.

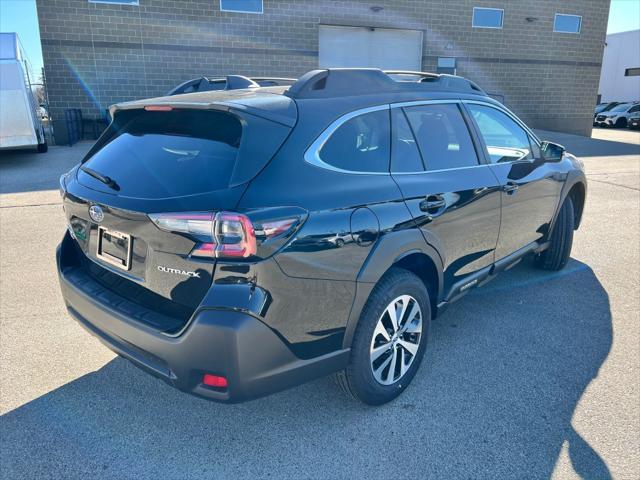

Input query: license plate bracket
[97,226,132,271]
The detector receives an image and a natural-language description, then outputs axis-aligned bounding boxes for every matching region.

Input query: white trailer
[0,32,47,152]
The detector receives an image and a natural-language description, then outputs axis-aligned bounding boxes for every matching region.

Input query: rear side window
[82,110,241,198]
[319,109,390,173]
[403,103,479,171]
[467,104,533,163]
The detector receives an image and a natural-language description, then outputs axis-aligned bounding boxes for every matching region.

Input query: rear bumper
[57,240,349,403]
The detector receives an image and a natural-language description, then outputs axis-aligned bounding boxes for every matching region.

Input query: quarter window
[391,108,424,172]
[319,109,390,173]
[472,8,504,29]
[467,104,533,163]
[220,0,263,13]
[403,104,479,171]
[554,14,582,34]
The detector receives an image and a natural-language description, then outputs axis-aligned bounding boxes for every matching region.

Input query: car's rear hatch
[60,90,296,333]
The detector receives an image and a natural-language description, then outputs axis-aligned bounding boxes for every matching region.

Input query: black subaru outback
[57,69,586,405]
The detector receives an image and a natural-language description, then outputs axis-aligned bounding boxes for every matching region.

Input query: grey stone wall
[36,0,610,143]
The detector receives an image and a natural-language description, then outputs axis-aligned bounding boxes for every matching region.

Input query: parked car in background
[167,75,296,96]
[628,111,640,129]
[593,101,622,125]
[57,68,587,405]
[594,102,640,128]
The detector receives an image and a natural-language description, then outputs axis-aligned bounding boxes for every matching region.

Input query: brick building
[36,0,610,143]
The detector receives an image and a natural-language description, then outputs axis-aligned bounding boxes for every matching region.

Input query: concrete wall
[36,0,610,143]
[598,30,640,103]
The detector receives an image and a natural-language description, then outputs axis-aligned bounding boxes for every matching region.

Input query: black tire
[335,267,431,405]
[615,118,627,128]
[37,141,48,153]
[535,197,574,271]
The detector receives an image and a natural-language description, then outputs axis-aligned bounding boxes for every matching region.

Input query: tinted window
[220,0,262,13]
[391,108,423,172]
[611,103,631,112]
[629,105,640,113]
[472,8,503,28]
[625,68,640,77]
[81,110,241,198]
[467,104,533,163]
[404,103,479,171]
[319,109,390,173]
[554,14,581,33]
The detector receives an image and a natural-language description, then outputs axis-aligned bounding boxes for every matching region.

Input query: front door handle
[503,182,519,195]
[419,194,447,215]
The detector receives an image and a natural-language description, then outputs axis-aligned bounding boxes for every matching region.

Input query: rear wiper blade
[80,166,120,191]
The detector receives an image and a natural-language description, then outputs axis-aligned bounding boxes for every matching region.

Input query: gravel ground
[1,129,638,479]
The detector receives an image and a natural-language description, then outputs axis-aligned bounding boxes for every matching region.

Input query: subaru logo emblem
[89,205,104,223]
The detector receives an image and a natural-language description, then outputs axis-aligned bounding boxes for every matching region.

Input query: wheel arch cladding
[343,230,444,349]
[392,252,439,318]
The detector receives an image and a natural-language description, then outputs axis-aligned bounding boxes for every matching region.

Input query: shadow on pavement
[0,259,612,479]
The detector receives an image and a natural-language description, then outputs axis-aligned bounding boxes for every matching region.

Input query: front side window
[403,103,479,171]
[220,0,263,13]
[472,8,504,29]
[319,109,390,173]
[554,14,582,34]
[467,104,533,163]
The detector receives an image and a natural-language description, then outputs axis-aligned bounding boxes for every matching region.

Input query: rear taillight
[149,211,298,260]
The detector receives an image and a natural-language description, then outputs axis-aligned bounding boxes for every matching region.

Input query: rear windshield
[81,109,242,198]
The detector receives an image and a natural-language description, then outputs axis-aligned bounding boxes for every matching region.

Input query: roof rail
[285,68,485,99]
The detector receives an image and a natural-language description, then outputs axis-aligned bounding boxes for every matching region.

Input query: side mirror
[541,141,565,162]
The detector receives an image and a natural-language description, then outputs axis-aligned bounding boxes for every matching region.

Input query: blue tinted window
[472,8,503,28]
[554,14,582,34]
[220,0,263,13]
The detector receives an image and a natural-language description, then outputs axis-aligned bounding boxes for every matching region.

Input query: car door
[464,102,564,260]
[390,102,502,298]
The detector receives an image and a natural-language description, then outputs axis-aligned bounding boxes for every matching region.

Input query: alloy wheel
[369,294,422,385]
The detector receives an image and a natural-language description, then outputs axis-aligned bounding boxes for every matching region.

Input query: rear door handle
[419,194,447,215]
[503,182,519,195]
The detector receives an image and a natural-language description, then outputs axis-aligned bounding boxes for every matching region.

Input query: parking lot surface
[1,128,639,479]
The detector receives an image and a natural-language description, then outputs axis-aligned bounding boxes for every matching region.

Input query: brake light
[144,105,173,111]
[202,374,228,388]
[149,211,258,259]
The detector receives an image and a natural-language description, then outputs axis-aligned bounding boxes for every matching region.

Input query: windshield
[610,104,631,113]
[80,109,242,198]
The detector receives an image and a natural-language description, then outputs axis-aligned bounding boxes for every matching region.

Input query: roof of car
[110,69,493,127]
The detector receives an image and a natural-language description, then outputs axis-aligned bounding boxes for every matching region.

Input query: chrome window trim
[392,164,490,175]
[553,13,582,34]
[472,7,504,29]
[304,104,391,176]
[304,99,543,176]
[390,99,460,109]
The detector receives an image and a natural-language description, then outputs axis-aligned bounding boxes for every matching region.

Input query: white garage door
[319,25,423,71]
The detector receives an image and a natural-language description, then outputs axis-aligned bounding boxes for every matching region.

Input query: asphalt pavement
[0,128,638,479]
